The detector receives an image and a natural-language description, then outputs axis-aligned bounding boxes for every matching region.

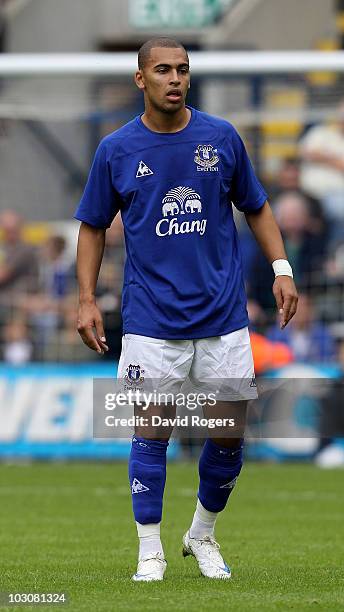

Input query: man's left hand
[272,276,298,329]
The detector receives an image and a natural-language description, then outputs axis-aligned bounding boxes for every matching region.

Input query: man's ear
[135,70,145,91]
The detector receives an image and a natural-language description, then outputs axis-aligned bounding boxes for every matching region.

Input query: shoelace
[139,554,166,565]
[200,536,220,549]
[198,536,223,559]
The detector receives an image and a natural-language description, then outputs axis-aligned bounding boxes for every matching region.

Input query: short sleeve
[74,140,120,228]
[230,128,267,212]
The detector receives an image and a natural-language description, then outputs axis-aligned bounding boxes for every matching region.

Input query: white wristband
[272,259,293,278]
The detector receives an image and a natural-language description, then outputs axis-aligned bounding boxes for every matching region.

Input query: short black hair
[138,37,188,70]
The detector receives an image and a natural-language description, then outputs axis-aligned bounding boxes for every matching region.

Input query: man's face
[135,47,190,114]
[0,211,21,244]
[278,162,300,190]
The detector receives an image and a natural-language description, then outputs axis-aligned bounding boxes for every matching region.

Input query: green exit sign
[129,0,231,29]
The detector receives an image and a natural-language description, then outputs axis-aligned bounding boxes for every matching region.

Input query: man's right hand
[77,299,109,354]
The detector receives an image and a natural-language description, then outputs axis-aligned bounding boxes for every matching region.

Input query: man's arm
[76,221,109,354]
[245,200,298,329]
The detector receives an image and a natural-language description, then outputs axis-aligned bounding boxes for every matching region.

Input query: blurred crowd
[1,104,344,371]
[0,209,124,364]
[240,101,344,369]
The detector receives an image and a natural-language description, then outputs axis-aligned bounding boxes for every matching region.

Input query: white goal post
[1,51,344,76]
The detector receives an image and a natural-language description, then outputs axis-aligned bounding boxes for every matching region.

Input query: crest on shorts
[250,374,257,388]
[194,144,219,171]
[125,364,145,385]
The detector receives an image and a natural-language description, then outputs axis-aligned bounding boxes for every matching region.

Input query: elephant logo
[161,186,201,216]
[185,199,202,213]
[162,200,180,216]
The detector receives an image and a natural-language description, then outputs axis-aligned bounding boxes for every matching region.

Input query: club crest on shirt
[125,364,145,385]
[194,144,219,172]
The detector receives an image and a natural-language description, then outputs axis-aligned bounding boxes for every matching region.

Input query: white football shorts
[116,326,257,402]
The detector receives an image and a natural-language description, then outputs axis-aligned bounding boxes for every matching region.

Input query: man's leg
[129,402,175,580]
[183,328,256,577]
[195,400,246,527]
[117,333,194,580]
[183,400,247,579]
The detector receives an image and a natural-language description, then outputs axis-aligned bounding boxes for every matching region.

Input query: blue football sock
[129,436,168,525]
[198,438,243,513]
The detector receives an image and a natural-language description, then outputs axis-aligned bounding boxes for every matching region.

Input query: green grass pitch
[0,462,343,611]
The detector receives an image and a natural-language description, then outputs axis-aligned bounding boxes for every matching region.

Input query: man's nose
[169,70,180,84]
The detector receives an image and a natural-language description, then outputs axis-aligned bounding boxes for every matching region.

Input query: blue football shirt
[75,107,267,339]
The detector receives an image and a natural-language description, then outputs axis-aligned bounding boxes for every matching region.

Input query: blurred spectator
[247,299,294,373]
[43,294,95,362]
[99,215,125,301]
[0,209,39,295]
[22,234,73,357]
[266,293,336,363]
[246,298,268,331]
[2,316,33,365]
[40,235,72,299]
[247,192,326,312]
[272,156,301,194]
[269,157,329,242]
[326,240,344,280]
[299,100,344,229]
[97,216,125,360]
[273,192,325,280]
[250,331,294,375]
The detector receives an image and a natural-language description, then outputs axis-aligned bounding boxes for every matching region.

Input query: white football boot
[182,530,231,579]
[132,552,167,582]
